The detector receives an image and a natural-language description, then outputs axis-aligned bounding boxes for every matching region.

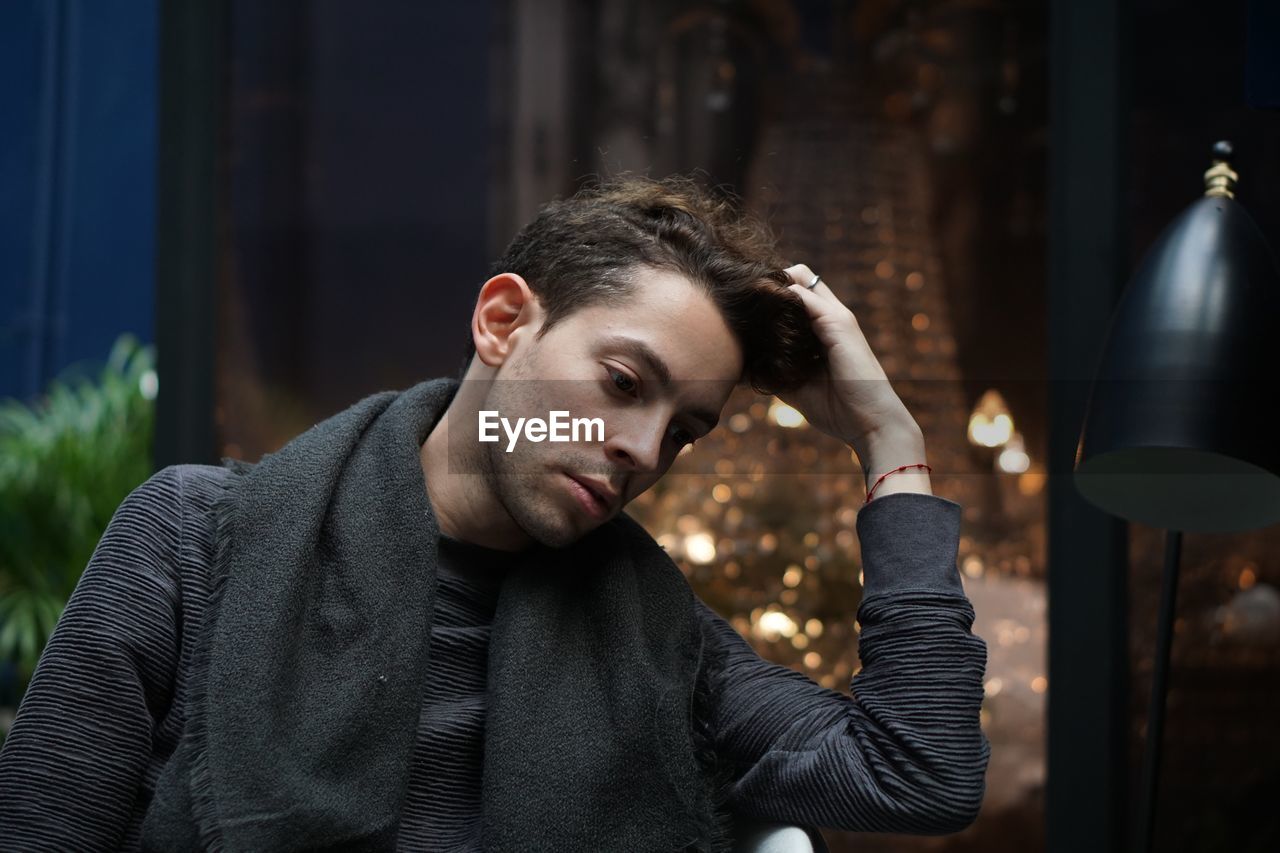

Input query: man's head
[461,174,823,394]
[438,175,824,550]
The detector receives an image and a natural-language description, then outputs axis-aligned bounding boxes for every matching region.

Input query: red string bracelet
[865,463,932,503]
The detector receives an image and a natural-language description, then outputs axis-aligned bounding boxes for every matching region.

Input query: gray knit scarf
[140,377,737,852]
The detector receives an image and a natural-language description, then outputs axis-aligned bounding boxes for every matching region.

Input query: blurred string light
[1018,466,1047,496]
[997,431,1031,473]
[963,555,985,578]
[753,608,798,641]
[967,388,1014,448]
[768,400,806,428]
[684,532,717,564]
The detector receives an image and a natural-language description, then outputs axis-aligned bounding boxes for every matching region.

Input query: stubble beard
[481,439,587,550]
[476,364,601,550]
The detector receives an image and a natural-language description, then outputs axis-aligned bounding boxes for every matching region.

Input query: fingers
[786,279,826,321]
[783,263,841,306]
[783,263,818,290]
[785,280,854,351]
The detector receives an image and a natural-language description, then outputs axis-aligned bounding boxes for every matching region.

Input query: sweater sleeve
[698,491,990,834]
[0,466,186,849]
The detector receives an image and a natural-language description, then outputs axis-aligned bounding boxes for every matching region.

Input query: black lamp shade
[1074,193,1280,532]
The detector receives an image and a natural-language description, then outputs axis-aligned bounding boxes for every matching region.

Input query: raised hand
[777,263,921,453]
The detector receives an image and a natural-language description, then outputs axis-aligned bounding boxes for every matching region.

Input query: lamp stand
[1133,528,1183,853]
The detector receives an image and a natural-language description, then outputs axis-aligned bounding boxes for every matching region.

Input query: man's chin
[493,463,604,549]
[508,500,594,550]
[521,520,589,550]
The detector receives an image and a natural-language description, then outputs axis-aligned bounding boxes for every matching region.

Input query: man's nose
[603,413,667,475]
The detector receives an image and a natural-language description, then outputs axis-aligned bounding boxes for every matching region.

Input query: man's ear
[471,272,540,367]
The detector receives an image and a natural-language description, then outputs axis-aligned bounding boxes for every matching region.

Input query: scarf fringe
[688,619,741,853]
[185,456,255,851]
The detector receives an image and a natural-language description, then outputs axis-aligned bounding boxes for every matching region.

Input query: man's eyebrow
[598,335,721,432]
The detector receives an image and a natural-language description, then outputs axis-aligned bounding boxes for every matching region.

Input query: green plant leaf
[0,333,156,698]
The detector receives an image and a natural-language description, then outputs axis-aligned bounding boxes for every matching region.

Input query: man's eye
[607,367,637,395]
[670,426,696,449]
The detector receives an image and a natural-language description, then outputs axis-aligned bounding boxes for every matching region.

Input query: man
[0,176,989,851]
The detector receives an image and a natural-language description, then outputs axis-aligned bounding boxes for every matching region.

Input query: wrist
[864,465,933,499]
[853,427,932,499]
[850,420,924,461]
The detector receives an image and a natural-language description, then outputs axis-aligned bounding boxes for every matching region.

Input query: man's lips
[565,472,617,515]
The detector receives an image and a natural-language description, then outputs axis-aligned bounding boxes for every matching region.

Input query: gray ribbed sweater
[0,463,989,849]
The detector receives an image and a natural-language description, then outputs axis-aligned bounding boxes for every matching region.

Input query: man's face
[478,267,744,549]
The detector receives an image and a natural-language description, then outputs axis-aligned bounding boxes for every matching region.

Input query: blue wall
[0,0,157,402]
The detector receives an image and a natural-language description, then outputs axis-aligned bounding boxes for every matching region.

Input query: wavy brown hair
[464,174,825,395]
